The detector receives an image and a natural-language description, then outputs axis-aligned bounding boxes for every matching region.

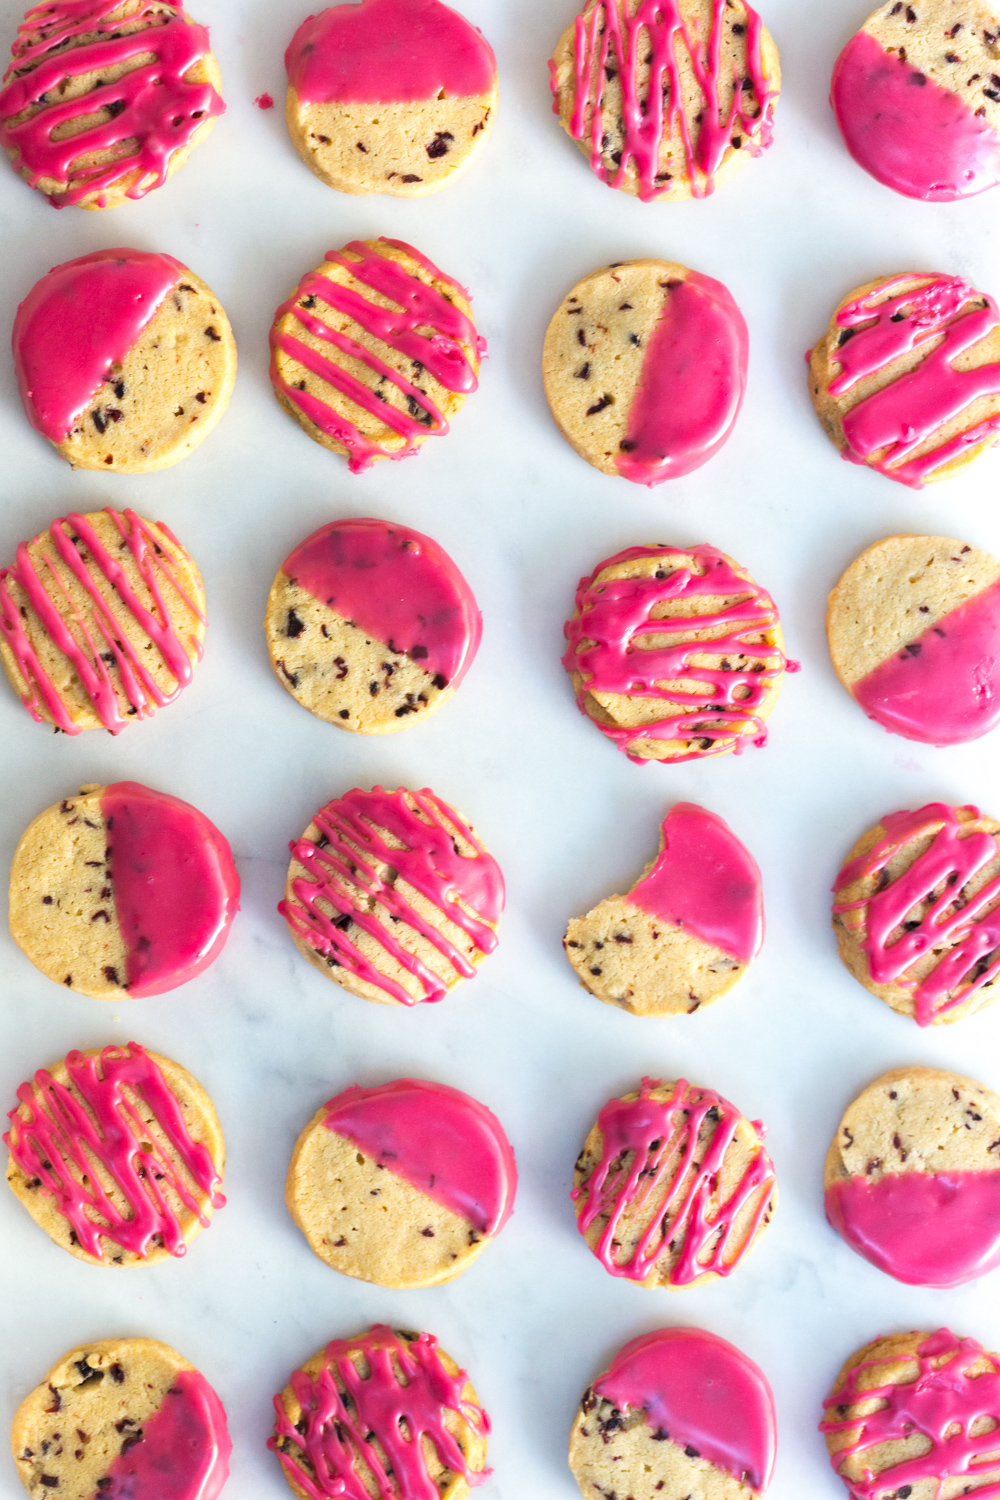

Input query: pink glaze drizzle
[3,1041,225,1262]
[826,1171,1000,1289]
[269,238,485,473]
[268,1325,490,1500]
[322,1079,516,1234]
[280,786,504,1005]
[96,1367,231,1499]
[0,0,224,208]
[573,1077,775,1286]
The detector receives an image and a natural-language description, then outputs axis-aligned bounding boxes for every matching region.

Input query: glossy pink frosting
[94,1368,230,1499]
[826,1171,1000,1288]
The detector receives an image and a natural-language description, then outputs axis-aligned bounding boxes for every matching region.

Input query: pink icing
[268,1325,490,1500]
[97,1367,231,1500]
[286,0,495,106]
[255,91,274,109]
[826,1171,1000,1288]
[322,1079,516,1234]
[628,802,763,965]
[573,1077,775,1286]
[594,1327,776,1492]
[269,238,485,473]
[820,1328,1000,1500]
[831,29,1000,202]
[3,1041,225,1262]
[0,0,224,208]
[281,517,481,689]
[280,786,504,1006]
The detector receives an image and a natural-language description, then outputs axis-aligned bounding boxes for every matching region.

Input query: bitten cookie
[572,1076,776,1288]
[264,517,481,731]
[0,0,224,209]
[543,261,748,485]
[12,1337,231,1500]
[564,802,763,1016]
[808,272,1000,488]
[280,785,503,1006]
[269,237,484,472]
[827,534,1000,745]
[13,248,236,472]
[562,542,793,763]
[9,781,240,1000]
[5,1040,225,1266]
[824,1066,1000,1287]
[570,1328,777,1500]
[832,801,1000,1026]
[284,0,497,196]
[286,1078,516,1287]
[269,1326,489,1500]
[548,0,779,200]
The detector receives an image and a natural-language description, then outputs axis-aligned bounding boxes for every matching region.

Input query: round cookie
[5,1040,225,1266]
[264,517,481,732]
[284,0,497,197]
[572,1076,776,1288]
[269,237,484,473]
[286,1078,516,1287]
[9,781,240,1000]
[269,1325,489,1500]
[12,1337,231,1500]
[569,1328,777,1500]
[562,542,793,764]
[13,248,236,473]
[280,785,503,1006]
[0,0,224,210]
[808,272,1000,488]
[564,802,764,1017]
[824,1065,1000,1287]
[548,0,780,201]
[832,801,1000,1026]
[542,261,748,485]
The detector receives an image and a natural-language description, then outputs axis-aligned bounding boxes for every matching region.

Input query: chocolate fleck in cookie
[548,0,779,200]
[13,248,236,473]
[264,517,481,731]
[269,237,484,473]
[572,1076,776,1288]
[12,1337,231,1500]
[285,0,497,197]
[570,1327,776,1500]
[280,786,503,1006]
[269,1326,489,1500]
[564,802,763,1017]
[832,802,1000,1026]
[808,272,1000,488]
[9,781,239,1000]
[5,1040,225,1266]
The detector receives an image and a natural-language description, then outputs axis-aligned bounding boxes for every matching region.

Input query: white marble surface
[2,0,1000,1494]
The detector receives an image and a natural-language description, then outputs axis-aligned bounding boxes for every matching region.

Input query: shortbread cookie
[285,0,496,196]
[562,543,793,763]
[833,802,1000,1026]
[280,785,503,1005]
[0,507,206,735]
[570,1327,777,1500]
[827,535,1000,745]
[564,802,763,1016]
[269,1325,488,1500]
[5,1040,225,1266]
[286,1078,516,1287]
[13,248,236,472]
[0,0,224,209]
[269,237,484,472]
[264,517,481,731]
[572,1076,776,1288]
[832,0,1000,201]
[549,0,780,200]
[10,781,240,1000]
[12,1337,231,1500]
[808,272,1000,487]
[543,261,748,484]
[825,1066,1000,1287]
